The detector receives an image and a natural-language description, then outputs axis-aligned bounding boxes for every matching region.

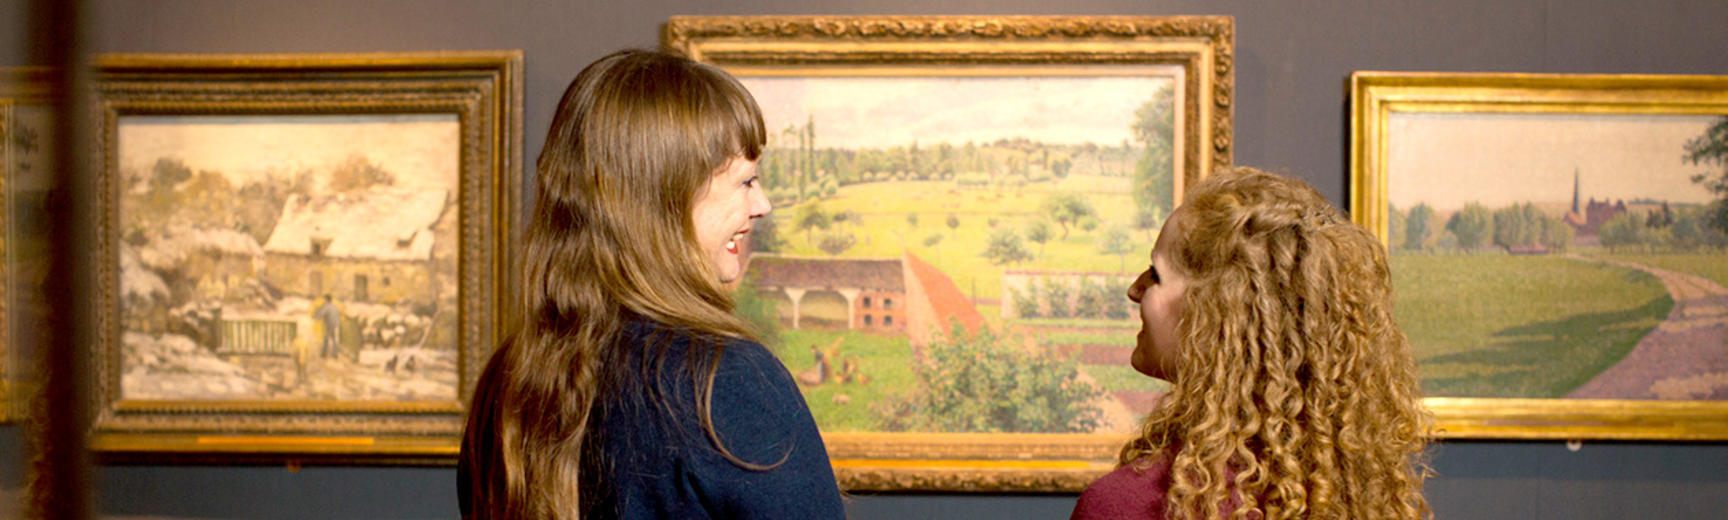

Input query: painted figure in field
[1074,167,1432,520]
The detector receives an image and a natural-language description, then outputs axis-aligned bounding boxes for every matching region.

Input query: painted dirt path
[1566,255,1728,400]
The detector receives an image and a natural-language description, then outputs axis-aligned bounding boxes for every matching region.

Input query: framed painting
[1351,71,1728,440]
[666,15,1233,490]
[1,67,59,423]
[89,52,521,462]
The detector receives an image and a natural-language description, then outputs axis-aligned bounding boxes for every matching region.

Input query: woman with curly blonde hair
[1072,167,1432,520]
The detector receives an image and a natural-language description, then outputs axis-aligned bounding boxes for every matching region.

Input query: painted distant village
[119,153,459,402]
[1389,170,1725,255]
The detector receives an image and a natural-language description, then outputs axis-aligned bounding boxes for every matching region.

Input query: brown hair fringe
[459,49,769,520]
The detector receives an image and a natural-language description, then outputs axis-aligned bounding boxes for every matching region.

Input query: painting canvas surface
[1386,112,1728,401]
[732,71,1183,434]
[116,114,461,403]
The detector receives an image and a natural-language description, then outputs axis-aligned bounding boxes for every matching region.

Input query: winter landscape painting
[116,114,461,403]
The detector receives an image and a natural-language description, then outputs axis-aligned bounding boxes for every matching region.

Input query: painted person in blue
[459,49,844,519]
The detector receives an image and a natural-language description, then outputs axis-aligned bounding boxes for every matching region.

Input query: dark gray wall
[12,0,1728,518]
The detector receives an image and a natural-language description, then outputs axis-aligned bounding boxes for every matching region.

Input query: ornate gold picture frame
[89,52,521,462]
[1351,71,1728,440]
[666,15,1233,491]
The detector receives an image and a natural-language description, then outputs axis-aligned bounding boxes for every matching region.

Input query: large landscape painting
[116,114,461,403]
[734,72,1184,435]
[1386,112,1728,401]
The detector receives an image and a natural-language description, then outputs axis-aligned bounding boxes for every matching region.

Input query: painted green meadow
[1393,253,1671,398]
[1595,252,1728,288]
[764,329,915,431]
[764,174,1149,304]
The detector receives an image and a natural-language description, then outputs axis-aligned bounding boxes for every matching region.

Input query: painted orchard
[733,74,1182,434]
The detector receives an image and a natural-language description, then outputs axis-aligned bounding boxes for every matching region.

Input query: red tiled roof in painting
[745,254,905,292]
[902,251,984,335]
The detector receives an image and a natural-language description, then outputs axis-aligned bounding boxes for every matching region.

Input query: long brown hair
[459,49,767,520]
[1120,167,1432,519]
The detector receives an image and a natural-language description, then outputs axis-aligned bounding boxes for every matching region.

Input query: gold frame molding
[665,15,1234,492]
[1350,71,1728,441]
[89,52,522,462]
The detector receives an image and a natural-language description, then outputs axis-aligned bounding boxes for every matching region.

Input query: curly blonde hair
[1119,167,1432,519]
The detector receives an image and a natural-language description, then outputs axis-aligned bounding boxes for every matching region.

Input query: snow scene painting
[117,114,461,402]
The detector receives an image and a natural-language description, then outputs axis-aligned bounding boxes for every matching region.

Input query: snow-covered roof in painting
[263,188,447,261]
[120,247,169,303]
[137,224,264,271]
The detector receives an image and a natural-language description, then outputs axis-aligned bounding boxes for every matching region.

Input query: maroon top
[1070,456,1174,520]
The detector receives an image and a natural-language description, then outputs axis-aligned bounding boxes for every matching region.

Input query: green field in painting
[1035,330,1137,347]
[1083,363,1170,393]
[1596,252,1728,288]
[768,175,1153,305]
[1393,254,1672,398]
[763,328,915,432]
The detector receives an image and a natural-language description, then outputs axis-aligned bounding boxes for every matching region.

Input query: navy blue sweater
[581,319,844,519]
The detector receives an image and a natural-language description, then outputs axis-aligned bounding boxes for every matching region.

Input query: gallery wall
[4,0,1726,518]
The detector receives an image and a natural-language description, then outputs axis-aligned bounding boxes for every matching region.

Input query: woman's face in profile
[1127,210,1189,381]
[691,156,772,283]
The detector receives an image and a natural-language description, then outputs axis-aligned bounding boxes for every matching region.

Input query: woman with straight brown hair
[459,49,844,519]
[1072,167,1432,519]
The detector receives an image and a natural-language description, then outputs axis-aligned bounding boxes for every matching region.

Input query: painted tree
[1040,193,1096,239]
[1404,203,1437,251]
[795,203,831,243]
[1011,284,1042,319]
[923,232,944,262]
[871,322,1102,433]
[1098,226,1135,273]
[1599,212,1649,252]
[327,153,396,193]
[731,278,781,345]
[1541,215,1575,253]
[1026,219,1052,258]
[1491,202,1551,251]
[751,215,783,254]
[1043,277,1072,319]
[1130,84,1176,235]
[1445,202,1494,250]
[1684,116,1728,233]
[1074,277,1110,319]
[983,229,1032,266]
[1387,204,1408,251]
[818,232,856,256]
